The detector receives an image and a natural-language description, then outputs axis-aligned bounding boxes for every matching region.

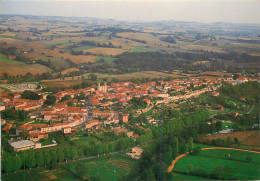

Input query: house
[2,123,13,131]
[217,105,224,110]
[1,119,6,125]
[0,105,5,111]
[240,97,246,101]
[147,117,154,124]
[126,147,143,159]
[16,124,33,135]
[230,112,238,117]
[126,131,134,138]
[120,114,129,123]
[86,119,101,129]
[29,133,48,142]
[44,112,52,121]
[63,126,72,134]
[211,92,220,96]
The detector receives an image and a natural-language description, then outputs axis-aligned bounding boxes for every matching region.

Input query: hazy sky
[1,0,260,24]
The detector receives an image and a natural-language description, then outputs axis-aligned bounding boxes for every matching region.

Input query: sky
[1,0,260,24]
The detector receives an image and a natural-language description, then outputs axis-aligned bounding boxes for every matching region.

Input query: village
[0,74,256,153]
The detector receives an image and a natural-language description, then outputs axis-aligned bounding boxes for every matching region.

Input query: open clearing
[2,154,137,181]
[170,147,260,180]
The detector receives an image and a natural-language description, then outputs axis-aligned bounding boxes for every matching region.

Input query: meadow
[173,148,260,180]
[2,153,137,181]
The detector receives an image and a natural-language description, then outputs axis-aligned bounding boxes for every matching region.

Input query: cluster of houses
[0,75,258,152]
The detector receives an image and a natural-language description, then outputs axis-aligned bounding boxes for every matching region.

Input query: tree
[60,95,71,102]
[63,147,71,162]
[50,150,58,163]
[13,156,22,173]
[188,137,194,153]
[234,138,239,144]
[26,153,36,169]
[226,136,231,146]
[36,152,44,168]
[71,148,78,161]
[3,158,13,174]
[43,151,51,166]
[57,149,64,164]
[44,95,56,105]
[67,101,74,107]
[88,73,97,80]
[21,90,41,100]
[173,137,179,156]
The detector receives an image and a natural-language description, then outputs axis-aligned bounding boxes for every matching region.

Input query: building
[126,147,143,159]
[120,114,129,123]
[86,119,101,129]
[97,82,107,92]
[1,119,6,125]
[10,140,35,152]
[211,92,220,96]
[29,133,48,142]
[63,126,72,134]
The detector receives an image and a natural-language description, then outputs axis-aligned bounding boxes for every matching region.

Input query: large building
[10,140,35,152]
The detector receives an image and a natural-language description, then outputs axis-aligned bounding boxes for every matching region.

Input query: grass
[2,153,138,181]
[169,172,215,180]
[174,149,260,180]
[196,149,260,164]
[222,122,235,129]
[64,154,137,181]
[0,35,24,40]
[0,54,22,63]
[42,40,71,46]
[130,46,155,53]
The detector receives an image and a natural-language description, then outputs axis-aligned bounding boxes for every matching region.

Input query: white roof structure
[10,140,35,148]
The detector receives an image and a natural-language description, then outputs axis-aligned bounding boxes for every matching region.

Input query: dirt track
[167,147,260,173]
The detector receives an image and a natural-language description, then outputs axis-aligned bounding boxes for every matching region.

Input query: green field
[169,172,215,180]
[0,54,23,63]
[222,122,235,129]
[2,153,137,181]
[65,154,137,181]
[196,149,260,164]
[173,149,260,180]
[42,40,71,46]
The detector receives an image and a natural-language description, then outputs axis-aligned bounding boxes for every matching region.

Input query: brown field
[85,47,127,56]
[242,132,260,147]
[0,61,51,76]
[181,44,225,53]
[94,71,184,80]
[201,130,260,147]
[117,32,176,48]
[41,79,83,87]
[41,71,186,87]
[201,71,230,76]
[0,32,17,36]
[38,49,97,64]
[192,61,210,65]
[61,68,80,75]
